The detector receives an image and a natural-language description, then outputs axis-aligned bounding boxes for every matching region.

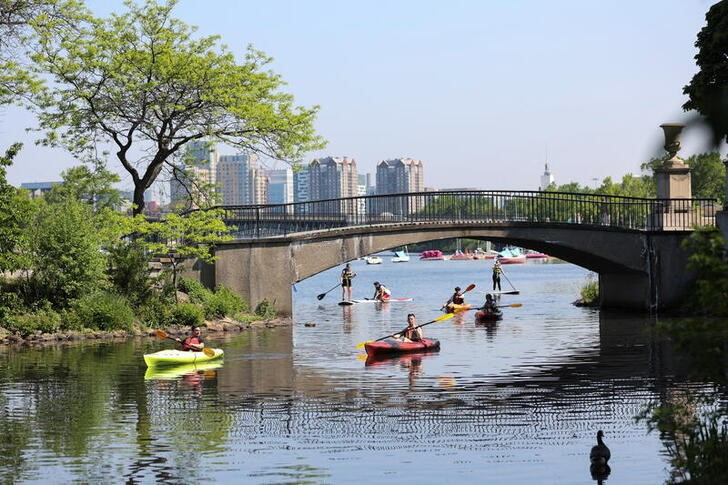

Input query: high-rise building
[293,167,311,214]
[170,140,218,208]
[216,152,267,205]
[373,158,424,216]
[309,156,358,215]
[539,163,554,190]
[267,168,294,205]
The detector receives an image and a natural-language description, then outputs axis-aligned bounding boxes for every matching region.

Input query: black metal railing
[209,191,717,239]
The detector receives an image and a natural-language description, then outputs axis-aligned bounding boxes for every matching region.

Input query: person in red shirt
[176,325,205,352]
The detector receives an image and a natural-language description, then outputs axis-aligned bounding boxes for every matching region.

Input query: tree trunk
[132,185,146,216]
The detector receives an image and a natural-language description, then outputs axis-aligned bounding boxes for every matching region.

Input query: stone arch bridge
[187,190,716,316]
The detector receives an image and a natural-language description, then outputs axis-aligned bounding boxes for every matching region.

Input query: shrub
[204,285,248,319]
[73,291,136,331]
[106,242,153,306]
[170,303,204,327]
[580,274,599,305]
[178,278,213,304]
[138,294,174,329]
[5,310,62,337]
[254,299,276,319]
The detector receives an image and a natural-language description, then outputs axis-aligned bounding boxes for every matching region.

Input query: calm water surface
[0,257,709,483]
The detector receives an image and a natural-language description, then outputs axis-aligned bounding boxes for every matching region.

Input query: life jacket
[182,336,203,351]
[404,326,421,341]
[452,293,464,304]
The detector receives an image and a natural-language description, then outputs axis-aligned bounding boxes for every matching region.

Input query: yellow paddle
[156,329,215,357]
[355,313,455,349]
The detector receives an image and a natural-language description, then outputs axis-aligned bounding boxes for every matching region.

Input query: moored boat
[496,247,526,264]
[143,348,224,367]
[364,338,440,356]
[392,249,410,263]
[526,252,549,259]
[419,250,445,260]
[365,256,383,264]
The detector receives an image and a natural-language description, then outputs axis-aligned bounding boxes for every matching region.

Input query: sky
[1,0,724,193]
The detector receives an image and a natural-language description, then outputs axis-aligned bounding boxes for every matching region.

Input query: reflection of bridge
[189,191,716,315]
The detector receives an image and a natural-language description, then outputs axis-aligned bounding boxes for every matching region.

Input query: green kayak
[144,360,223,380]
[143,348,224,367]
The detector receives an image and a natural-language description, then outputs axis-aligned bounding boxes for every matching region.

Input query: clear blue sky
[0,0,722,191]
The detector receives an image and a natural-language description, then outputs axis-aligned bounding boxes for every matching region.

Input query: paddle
[441,283,476,310]
[316,283,341,300]
[499,267,518,293]
[156,329,215,357]
[355,313,455,349]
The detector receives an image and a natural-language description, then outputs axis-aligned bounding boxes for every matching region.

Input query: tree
[683,1,728,147]
[134,209,232,299]
[0,143,34,273]
[29,0,324,214]
[46,160,122,212]
[642,152,724,200]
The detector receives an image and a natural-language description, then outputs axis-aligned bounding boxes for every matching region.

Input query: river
[0,256,709,483]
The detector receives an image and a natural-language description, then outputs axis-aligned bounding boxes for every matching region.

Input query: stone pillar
[653,123,692,229]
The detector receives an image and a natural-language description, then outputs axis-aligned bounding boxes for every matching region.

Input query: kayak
[365,351,434,367]
[475,309,503,321]
[446,303,472,312]
[364,338,440,356]
[351,298,414,303]
[144,360,223,380]
[143,348,224,367]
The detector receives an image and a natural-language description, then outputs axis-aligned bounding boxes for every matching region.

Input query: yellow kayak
[144,360,223,380]
[143,348,224,367]
[446,303,472,312]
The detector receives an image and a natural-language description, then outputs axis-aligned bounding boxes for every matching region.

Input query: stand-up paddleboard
[351,298,414,303]
[338,301,355,306]
[482,290,520,295]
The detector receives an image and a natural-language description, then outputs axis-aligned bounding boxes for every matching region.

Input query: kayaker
[480,294,498,312]
[492,260,502,291]
[176,324,205,352]
[340,263,356,301]
[444,286,465,311]
[372,282,391,301]
[395,313,423,343]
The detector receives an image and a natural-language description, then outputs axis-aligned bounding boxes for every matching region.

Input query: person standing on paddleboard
[372,282,391,301]
[176,325,205,352]
[492,259,502,291]
[340,263,356,301]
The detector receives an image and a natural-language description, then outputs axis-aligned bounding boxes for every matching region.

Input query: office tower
[267,168,294,204]
[170,140,218,208]
[216,152,266,205]
[309,156,358,215]
[373,158,424,216]
[540,163,554,191]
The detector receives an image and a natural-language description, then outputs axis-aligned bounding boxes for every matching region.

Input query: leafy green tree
[29,0,324,214]
[0,143,34,273]
[134,209,232,299]
[46,160,122,211]
[26,198,106,308]
[642,152,724,200]
[683,0,728,147]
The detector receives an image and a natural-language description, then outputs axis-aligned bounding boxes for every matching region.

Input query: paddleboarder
[372,281,391,301]
[340,263,356,301]
[394,313,423,342]
[492,259,502,291]
[175,324,205,352]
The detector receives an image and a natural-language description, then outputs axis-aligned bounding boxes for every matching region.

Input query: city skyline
[1,1,724,192]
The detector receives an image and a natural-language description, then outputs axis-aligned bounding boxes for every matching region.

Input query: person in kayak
[340,263,356,301]
[372,281,391,301]
[395,313,423,342]
[176,325,205,352]
[443,286,465,311]
[480,294,498,312]
[492,259,502,291]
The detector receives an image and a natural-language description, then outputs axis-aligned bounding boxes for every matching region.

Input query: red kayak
[364,338,440,356]
[474,309,503,322]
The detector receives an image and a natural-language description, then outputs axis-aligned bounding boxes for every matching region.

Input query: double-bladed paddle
[156,329,215,357]
[441,283,476,310]
[316,283,341,300]
[355,313,455,349]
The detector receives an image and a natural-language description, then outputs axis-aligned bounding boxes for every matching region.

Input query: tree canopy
[28,0,324,214]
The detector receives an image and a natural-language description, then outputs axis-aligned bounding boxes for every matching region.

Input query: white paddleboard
[351,298,414,303]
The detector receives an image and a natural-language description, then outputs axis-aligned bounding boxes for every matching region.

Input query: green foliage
[178,278,213,304]
[46,161,122,211]
[137,293,175,329]
[579,275,599,305]
[642,152,725,202]
[71,291,135,332]
[27,199,106,308]
[204,286,248,319]
[254,299,276,319]
[170,303,204,327]
[4,309,62,337]
[30,0,324,214]
[680,227,728,316]
[106,242,153,306]
[683,1,728,147]
[0,143,35,273]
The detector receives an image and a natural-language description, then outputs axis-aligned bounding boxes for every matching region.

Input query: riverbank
[0,316,291,347]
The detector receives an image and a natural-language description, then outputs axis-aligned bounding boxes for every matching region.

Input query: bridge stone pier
[192,222,697,316]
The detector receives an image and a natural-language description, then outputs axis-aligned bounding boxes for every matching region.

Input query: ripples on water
[0,258,714,483]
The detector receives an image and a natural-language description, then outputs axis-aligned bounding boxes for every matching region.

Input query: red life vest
[182,336,203,351]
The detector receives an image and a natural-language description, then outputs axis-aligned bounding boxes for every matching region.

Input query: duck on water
[590,430,611,481]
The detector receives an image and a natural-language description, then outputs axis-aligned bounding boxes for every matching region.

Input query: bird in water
[590,430,611,482]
